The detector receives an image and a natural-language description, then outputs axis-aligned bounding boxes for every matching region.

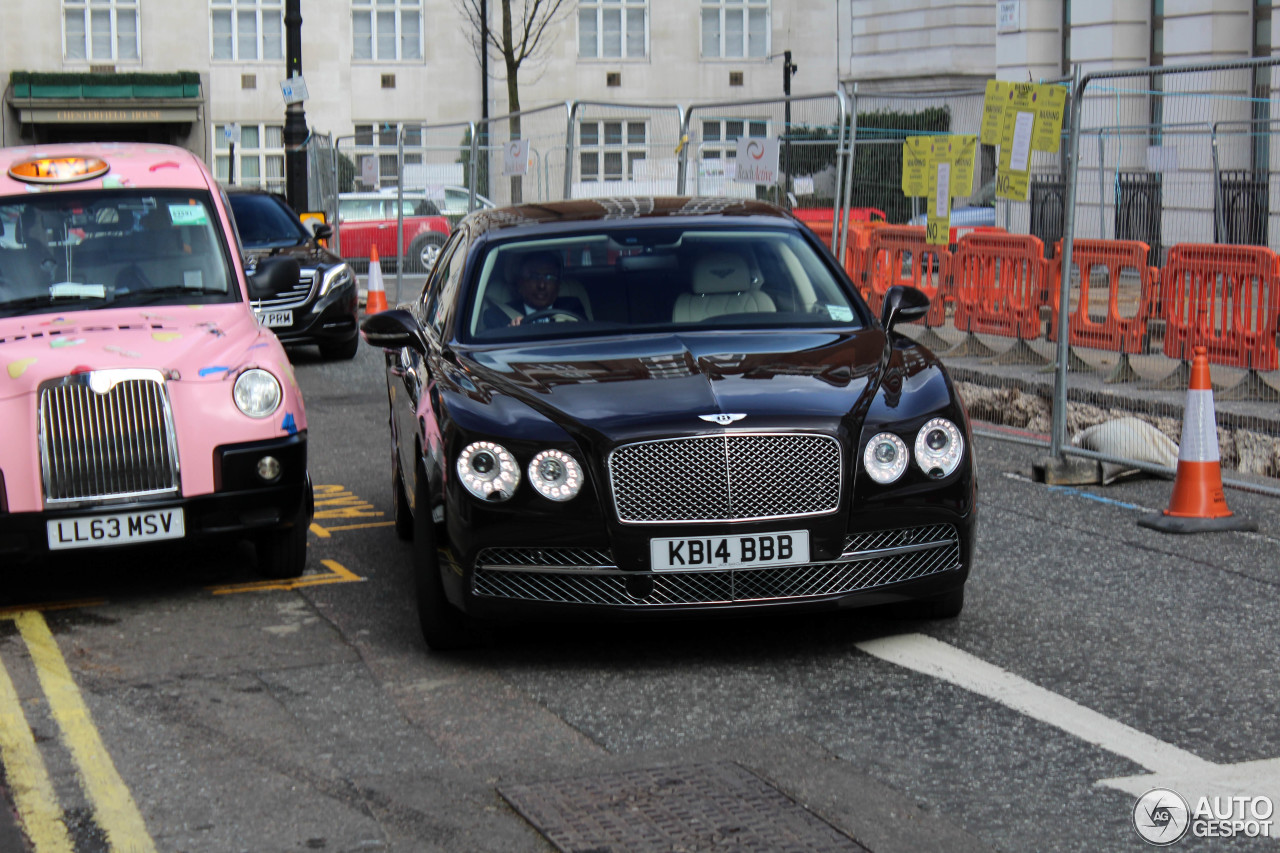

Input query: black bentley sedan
[360,197,976,649]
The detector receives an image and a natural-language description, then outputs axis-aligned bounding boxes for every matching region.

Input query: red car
[335,192,450,273]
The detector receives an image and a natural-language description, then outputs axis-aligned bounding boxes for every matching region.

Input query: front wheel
[408,234,447,273]
[256,488,311,579]
[392,463,413,541]
[413,467,481,650]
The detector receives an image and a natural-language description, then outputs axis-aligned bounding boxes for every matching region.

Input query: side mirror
[880,284,930,332]
[310,222,333,241]
[360,308,427,353]
[247,256,301,301]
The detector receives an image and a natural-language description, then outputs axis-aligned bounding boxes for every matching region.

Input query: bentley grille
[472,523,962,606]
[608,433,841,523]
[39,369,180,505]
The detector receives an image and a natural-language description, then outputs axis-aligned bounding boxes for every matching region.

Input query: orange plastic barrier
[1160,243,1280,371]
[1048,239,1159,354]
[951,232,1048,340]
[863,225,951,322]
[804,218,884,298]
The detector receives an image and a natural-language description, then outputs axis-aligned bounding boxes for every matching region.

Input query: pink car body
[0,142,312,577]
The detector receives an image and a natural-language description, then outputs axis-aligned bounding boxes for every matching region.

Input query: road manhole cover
[500,761,866,851]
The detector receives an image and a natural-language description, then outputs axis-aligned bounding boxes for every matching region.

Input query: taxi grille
[472,523,961,606]
[608,433,841,523]
[39,370,180,505]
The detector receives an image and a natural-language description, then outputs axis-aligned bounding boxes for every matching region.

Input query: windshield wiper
[0,292,108,316]
[112,286,230,305]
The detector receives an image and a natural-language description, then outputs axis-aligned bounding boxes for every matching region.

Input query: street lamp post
[782,50,798,203]
[284,0,308,211]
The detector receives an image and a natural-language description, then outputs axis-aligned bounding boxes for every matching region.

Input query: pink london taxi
[0,143,311,577]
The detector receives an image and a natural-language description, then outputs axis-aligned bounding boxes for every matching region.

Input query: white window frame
[353,122,424,189]
[214,123,286,192]
[699,118,769,158]
[211,0,284,62]
[700,0,769,60]
[63,0,140,62]
[352,0,423,62]
[578,0,648,59]
[578,120,648,184]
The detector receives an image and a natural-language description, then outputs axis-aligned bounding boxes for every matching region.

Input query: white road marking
[856,633,1280,803]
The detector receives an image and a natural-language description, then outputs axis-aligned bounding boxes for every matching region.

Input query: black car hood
[244,243,341,269]
[460,330,897,442]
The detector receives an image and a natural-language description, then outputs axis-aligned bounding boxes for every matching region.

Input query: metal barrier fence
[1050,57,1280,493]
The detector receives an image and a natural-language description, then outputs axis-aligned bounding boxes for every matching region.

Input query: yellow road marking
[0,642,74,853]
[207,559,364,595]
[16,611,156,852]
[311,520,395,537]
[0,599,108,619]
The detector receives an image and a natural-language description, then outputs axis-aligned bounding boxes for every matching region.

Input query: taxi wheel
[413,466,480,650]
[257,498,308,579]
[392,464,413,541]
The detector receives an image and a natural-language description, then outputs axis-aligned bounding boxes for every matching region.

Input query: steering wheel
[521,308,585,324]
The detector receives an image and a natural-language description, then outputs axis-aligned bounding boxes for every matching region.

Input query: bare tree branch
[453,0,571,92]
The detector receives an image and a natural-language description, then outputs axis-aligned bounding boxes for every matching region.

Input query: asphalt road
[1,336,1277,852]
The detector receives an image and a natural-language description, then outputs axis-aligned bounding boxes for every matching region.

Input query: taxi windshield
[0,189,237,318]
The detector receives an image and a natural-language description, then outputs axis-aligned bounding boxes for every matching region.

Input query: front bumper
[272,282,358,348]
[442,503,975,621]
[0,433,308,564]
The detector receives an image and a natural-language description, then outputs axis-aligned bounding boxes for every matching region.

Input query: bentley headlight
[914,418,963,479]
[319,263,354,297]
[863,432,908,484]
[233,368,282,418]
[458,441,519,501]
[528,449,583,501]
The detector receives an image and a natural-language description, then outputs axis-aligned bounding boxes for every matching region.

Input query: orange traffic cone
[1139,346,1255,534]
[365,245,388,314]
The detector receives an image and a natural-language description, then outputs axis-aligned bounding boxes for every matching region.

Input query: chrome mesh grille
[478,547,616,571]
[609,433,841,523]
[39,369,180,504]
[251,268,317,311]
[472,524,961,606]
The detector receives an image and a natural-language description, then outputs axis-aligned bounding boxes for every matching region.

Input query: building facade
[1,2,1270,204]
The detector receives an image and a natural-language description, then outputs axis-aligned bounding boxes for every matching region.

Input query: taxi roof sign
[8,155,110,184]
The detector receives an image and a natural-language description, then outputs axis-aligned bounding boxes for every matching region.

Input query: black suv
[225,186,359,360]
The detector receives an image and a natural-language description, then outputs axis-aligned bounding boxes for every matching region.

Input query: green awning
[9,71,202,99]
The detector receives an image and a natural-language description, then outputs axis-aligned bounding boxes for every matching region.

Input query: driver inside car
[483,250,585,328]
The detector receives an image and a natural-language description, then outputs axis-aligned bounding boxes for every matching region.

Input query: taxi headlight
[233,369,282,418]
[863,432,908,484]
[914,418,963,479]
[319,263,354,297]
[527,449,583,501]
[458,441,519,501]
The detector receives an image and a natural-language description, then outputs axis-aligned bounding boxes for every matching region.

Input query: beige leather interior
[672,249,776,323]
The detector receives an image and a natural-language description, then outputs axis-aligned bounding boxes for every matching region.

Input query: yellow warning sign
[983,80,1068,202]
[902,136,931,198]
[980,80,1010,146]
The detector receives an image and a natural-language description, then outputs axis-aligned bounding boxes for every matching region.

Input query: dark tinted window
[228,192,309,248]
